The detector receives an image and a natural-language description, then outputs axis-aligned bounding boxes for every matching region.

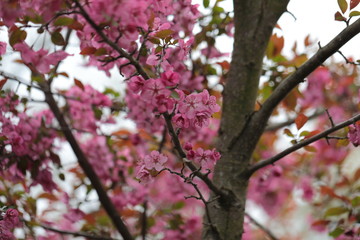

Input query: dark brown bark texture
[202,0,360,238]
[203,1,290,239]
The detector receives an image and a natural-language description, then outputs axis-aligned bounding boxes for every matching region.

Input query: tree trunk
[203,1,289,239]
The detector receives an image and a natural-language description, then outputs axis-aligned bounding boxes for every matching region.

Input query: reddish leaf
[304,35,311,47]
[338,0,348,13]
[80,46,96,55]
[295,113,308,130]
[284,128,294,137]
[350,0,360,9]
[74,78,85,91]
[68,20,84,30]
[0,78,7,90]
[216,61,230,70]
[320,186,350,203]
[335,11,347,21]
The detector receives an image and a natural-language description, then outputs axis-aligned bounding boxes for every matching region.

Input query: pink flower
[128,76,145,93]
[143,150,168,171]
[178,94,203,119]
[14,43,69,74]
[0,42,6,56]
[3,209,19,229]
[32,168,58,192]
[160,71,180,86]
[136,165,152,183]
[348,123,360,147]
[172,113,190,128]
[141,79,170,102]
[146,54,160,66]
[192,148,220,169]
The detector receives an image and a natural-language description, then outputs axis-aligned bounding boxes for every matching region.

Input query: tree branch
[40,82,133,240]
[162,113,224,197]
[265,109,325,132]
[72,0,150,80]
[257,17,360,127]
[248,113,360,176]
[40,223,119,240]
[244,212,278,240]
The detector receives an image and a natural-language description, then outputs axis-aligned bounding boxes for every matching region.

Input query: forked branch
[248,113,360,176]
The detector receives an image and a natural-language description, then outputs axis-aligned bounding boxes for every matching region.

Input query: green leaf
[154,29,174,39]
[9,29,27,47]
[324,206,348,217]
[284,128,294,137]
[53,17,74,26]
[203,0,210,8]
[94,47,107,56]
[338,0,348,13]
[329,227,345,238]
[213,6,225,14]
[351,196,360,206]
[148,37,161,45]
[350,10,360,16]
[51,31,65,46]
[173,201,185,210]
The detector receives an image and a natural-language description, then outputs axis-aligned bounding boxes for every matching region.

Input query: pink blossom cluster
[0,209,19,240]
[184,142,220,169]
[77,0,200,77]
[348,123,360,147]
[14,43,69,74]
[136,150,168,183]
[173,89,220,129]
[80,136,115,183]
[65,85,114,133]
[0,92,59,191]
[0,0,64,26]
[301,67,332,108]
[248,166,294,216]
[126,72,220,133]
[0,94,56,159]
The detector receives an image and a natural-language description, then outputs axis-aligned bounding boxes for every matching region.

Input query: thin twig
[72,0,150,80]
[40,223,119,240]
[162,112,223,197]
[265,109,325,131]
[141,201,147,240]
[245,212,278,240]
[40,81,133,240]
[248,113,360,176]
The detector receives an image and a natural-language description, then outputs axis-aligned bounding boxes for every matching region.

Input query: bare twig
[265,109,325,132]
[40,223,119,240]
[141,201,147,240]
[245,212,278,240]
[72,0,150,80]
[162,113,223,197]
[337,49,360,65]
[40,82,133,240]
[256,17,360,135]
[248,113,360,176]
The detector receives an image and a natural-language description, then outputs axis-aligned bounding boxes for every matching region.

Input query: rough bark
[203,1,289,239]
